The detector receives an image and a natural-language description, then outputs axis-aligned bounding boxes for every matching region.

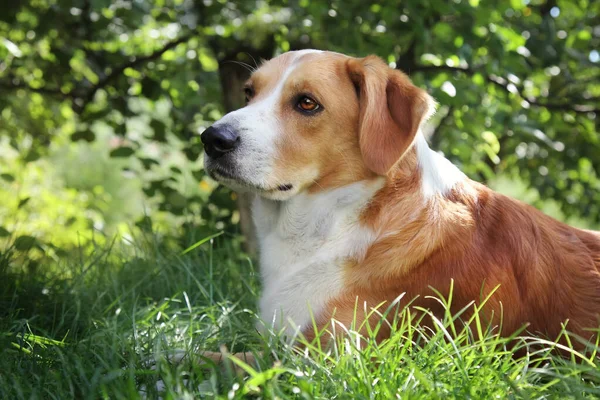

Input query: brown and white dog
[200,50,600,354]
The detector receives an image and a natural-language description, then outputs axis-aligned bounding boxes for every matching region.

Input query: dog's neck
[384,133,467,200]
[353,133,478,284]
[252,132,468,263]
[250,132,470,334]
[253,178,384,276]
[252,178,384,334]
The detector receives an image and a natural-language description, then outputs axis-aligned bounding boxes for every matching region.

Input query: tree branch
[1,33,196,111]
[0,81,71,98]
[75,33,195,113]
[429,105,454,150]
[407,64,600,115]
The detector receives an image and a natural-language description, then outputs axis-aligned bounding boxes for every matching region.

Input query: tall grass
[1,233,600,399]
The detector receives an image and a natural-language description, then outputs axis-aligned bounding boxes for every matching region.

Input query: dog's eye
[297,96,320,113]
[243,87,254,104]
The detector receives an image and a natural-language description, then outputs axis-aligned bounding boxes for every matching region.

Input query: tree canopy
[1,0,599,257]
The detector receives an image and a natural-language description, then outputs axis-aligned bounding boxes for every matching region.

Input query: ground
[2,234,600,399]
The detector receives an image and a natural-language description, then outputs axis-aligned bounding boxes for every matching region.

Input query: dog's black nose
[201,125,240,159]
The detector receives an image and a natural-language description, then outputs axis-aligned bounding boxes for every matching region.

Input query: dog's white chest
[252,181,383,337]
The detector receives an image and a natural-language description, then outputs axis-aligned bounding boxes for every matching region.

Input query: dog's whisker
[222,59,256,73]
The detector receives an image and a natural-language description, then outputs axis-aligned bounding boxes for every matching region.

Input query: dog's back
[314,178,600,347]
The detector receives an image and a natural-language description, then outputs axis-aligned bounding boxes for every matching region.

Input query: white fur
[414,132,466,198]
[254,179,384,338]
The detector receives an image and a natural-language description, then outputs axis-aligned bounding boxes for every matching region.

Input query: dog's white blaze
[211,71,292,185]
[254,179,384,337]
[414,132,466,198]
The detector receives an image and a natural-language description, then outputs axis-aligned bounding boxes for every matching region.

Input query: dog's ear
[346,56,435,175]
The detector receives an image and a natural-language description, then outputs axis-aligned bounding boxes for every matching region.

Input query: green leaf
[0,226,10,237]
[150,119,167,142]
[141,77,162,99]
[181,231,224,255]
[71,131,96,142]
[110,147,135,158]
[115,123,127,136]
[510,0,525,10]
[183,146,202,161]
[135,216,153,232]
[18,197,30,209]
[14,235,38,251]
[481,131,500,154]
[495,26,525,51]
[433,22,453,39]
[577,30,591,41]
[2,38,22,57]
[199,48,218,71]
[166,191,187,208]
[191,169,204,181]
[139,157,159,170]
[24,150,41,163]
[0,173,15,182]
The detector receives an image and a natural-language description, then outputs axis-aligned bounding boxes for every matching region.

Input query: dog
[200,50,600,357]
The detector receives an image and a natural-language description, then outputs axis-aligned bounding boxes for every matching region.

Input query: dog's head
[202,50,435,200]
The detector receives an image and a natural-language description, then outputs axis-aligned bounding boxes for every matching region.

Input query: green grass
[2,234,600,399]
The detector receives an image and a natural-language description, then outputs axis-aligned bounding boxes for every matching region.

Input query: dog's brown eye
[297,96,320,112]
[243,87,254,104]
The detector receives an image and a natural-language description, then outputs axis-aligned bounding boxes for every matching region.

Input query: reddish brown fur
[318,174,600,347]
[281,55,600,350]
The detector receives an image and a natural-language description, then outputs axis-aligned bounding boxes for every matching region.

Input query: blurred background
[0,0,599,269]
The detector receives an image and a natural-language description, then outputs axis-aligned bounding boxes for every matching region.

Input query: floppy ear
[346,56,435,175]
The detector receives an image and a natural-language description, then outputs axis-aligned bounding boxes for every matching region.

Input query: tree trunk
[214,55,258,256]
[212,39,275,256]
[216,55,258,256]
